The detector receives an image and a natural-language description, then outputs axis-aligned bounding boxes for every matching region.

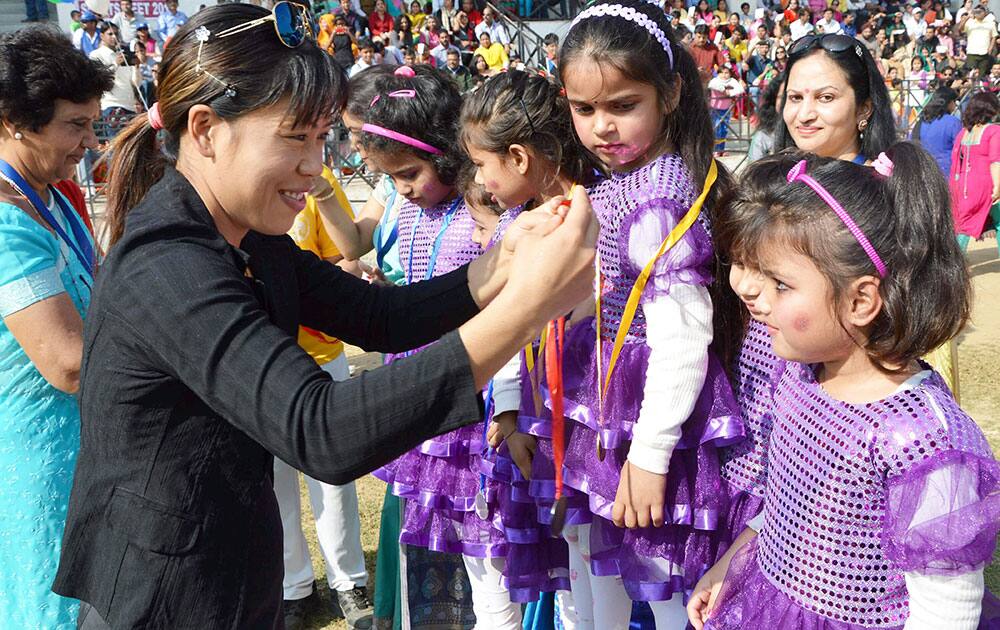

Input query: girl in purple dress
[460,69,604,614]
[689,145,1000,630]
[521,1,742,627]
[360,66,494,626]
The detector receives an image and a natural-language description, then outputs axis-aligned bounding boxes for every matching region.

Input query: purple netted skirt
[508,318,743,601]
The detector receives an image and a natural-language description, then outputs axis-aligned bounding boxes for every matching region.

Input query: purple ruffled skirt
[374,351,506,559]
[715,482,765,560]
[506,318,743,601]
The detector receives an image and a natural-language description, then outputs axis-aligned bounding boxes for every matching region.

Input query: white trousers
[563,524,632,630]
[273,354,368,600]
[461,555,522,630]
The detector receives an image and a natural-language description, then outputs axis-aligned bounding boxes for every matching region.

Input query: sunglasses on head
[216,1,317,48]
[788,33,863,60]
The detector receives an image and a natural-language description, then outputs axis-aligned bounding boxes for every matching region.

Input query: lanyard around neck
[406,196,463,283]
[0,159,95,278]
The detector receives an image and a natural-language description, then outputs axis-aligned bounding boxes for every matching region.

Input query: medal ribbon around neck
[593,160,718,459]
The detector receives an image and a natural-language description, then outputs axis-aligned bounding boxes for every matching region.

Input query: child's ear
[662,74,683,115]
[508,143,531,176]
[844,275,883,329]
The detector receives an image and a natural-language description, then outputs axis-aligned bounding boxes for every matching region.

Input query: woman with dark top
[51,5,596,628]
[913,86,962,174]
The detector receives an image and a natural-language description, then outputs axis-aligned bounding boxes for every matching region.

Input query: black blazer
[54,169,484,628]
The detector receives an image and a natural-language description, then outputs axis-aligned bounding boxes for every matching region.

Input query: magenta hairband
[361,123,444,155]
[571,4,673,68]
[786,160,888,277]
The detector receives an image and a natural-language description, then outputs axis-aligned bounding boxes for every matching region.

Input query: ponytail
[872,141,971,363]
[104,113,166,246]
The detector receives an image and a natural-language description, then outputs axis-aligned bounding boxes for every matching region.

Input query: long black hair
[775,42,896,157]
[105,4,343,245]
[558,0,741,370]
[913,86,957,141]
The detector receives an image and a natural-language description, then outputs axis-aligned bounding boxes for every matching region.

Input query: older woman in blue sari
[0,25,110,628]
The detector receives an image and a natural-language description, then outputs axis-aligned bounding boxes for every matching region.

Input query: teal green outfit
[0,194,92,629]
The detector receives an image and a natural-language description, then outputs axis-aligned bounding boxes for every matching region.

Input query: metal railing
[485,1,551,71]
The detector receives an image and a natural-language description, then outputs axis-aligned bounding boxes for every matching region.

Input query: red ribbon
[545,316,566,500]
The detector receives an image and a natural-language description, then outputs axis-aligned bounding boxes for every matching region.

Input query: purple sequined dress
[717,319,780,554]
[706,362,1000,629]
[506,154,743,602]
[372,197,503,557]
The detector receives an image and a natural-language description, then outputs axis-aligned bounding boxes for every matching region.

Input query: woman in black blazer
[54,5,595,628]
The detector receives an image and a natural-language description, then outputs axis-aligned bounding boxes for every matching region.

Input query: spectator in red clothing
[369,0,394,38]
[691,24,725,84]
[461,0,482,26]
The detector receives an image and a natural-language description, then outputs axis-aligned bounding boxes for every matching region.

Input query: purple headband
[786,160,887,277]
[571,4,673,68]
[361,123,443,155]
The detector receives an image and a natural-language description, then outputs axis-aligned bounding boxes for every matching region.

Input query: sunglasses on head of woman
[788,33,863,60]
[215,1,317,48]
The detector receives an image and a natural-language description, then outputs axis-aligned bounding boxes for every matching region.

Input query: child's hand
[506,431,536,480]
[488,411,517,448]
[687,557,729,629]
[612,461,667,528]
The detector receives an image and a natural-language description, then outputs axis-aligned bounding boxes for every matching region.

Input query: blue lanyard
[376,190,399,271]
[479,379,495,497]
[851,153,867,165]
[406,196,462,283]
[0,159,95,278]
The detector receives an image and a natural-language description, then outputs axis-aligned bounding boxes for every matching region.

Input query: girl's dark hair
[776,45,896,157]
[459,70,602,189]
[920,86,958,123]
[961,90,1000,129]
[757,72,784,132]
[724,143,970,369]
[345,64,397,120]
[106,4,344,246]
[0,25,113,131]
[913,86,957,140]
[559,0,739,366]
[359,65,464,186]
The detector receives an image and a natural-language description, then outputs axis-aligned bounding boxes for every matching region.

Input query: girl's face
[729,262,766,317]
[468,201,502,247]
[466,139,534,209]
[783,52,869,159]
[911,57,923,71]
[697,0,709,12]
[367,149,452,208]
[749,245,858,365]
[376,0,385,10]
[564,60,667,171]
[411,1,421,12]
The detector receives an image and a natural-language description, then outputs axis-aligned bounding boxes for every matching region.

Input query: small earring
[13,132,22,140]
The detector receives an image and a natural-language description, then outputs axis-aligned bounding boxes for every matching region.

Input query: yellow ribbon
[596,160,719,402]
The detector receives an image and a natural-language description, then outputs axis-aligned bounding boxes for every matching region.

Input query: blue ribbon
[479,379,495,497]
[0,159,95,278]
[406,196,463,283]
[375,189,399,271]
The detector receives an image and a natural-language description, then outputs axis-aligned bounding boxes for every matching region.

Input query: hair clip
[387,89,416,98]
[394,65,416,77]
[194,25,238,99]
[871,152,894,178]
[571,4,673,69]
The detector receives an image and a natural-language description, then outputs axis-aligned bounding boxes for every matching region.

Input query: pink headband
[148,102,164,130]
[361,123,443,154]
[571,4,673,68]
[786,160,888,277]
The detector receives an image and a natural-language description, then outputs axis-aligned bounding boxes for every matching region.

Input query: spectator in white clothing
[89,22,140,135]
[816,8,842,34]
[474,6,509,51]
[790,8,815,41]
